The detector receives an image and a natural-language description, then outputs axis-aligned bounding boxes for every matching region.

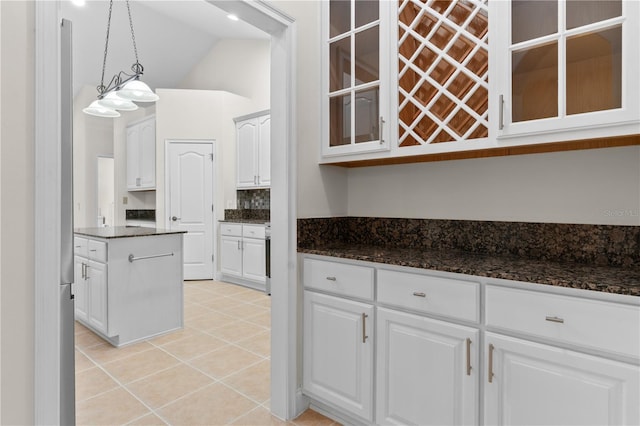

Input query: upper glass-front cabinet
[322,0,391,157]
[493,0,640,140]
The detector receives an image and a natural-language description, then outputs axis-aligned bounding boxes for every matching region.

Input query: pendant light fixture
[83,0,158,118]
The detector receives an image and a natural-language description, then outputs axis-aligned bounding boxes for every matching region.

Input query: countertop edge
[298,247,640,297]
[75,227,187,239]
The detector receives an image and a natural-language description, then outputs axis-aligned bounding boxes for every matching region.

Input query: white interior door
[167,141,214,280]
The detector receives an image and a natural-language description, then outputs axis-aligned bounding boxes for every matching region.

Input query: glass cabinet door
[496,0,639,139]
[511,0,622,123]
[324,0,390,156]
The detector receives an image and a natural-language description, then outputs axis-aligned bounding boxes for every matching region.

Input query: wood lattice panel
[398,0,489,146]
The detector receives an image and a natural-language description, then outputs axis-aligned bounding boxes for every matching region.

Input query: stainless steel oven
[265,222,271,295]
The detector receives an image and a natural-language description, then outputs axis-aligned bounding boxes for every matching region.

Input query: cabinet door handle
[466,338,472,376]
[498,94,505,130]
[412,291,426,298]
[81,263,86,279]
[237,240,241,250]
[136,177,141,186]
[362,313,368,343]
[488,343,495,383]
[84,264,90,280]
[326,276,337,281]
[545,316,564,324]
[379,116,385,144]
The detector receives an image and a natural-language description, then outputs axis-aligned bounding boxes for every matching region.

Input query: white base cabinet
[219,222,266,291]
[73,232,184,346]
[303,290,374,422]
[74,238,110,336]
[484,332,640,426]
[220,235,243,277]
[376,308,479,426]
[301,254,640,426]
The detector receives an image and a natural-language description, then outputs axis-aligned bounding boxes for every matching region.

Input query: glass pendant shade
[83,100,121,118]
[98,91,139,111]
[117,80,159,102]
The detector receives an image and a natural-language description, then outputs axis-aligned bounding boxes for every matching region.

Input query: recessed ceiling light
[70,0,86,6]
[227,14,239,21]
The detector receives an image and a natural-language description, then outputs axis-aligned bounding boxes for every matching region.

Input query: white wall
[179,39,271,112]
[73,85,115,228]
[154,89,253,226]
[347,146,640,225]
[0,1,35,424]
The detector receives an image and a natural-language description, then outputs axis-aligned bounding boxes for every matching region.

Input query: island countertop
[75,226,186,239]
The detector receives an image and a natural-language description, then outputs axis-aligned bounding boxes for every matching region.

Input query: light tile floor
[75,280,339,426]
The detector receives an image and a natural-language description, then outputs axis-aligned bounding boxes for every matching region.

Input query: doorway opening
[35,1,298,423]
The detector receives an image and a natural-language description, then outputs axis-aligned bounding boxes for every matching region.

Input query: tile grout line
[76,281,277,425]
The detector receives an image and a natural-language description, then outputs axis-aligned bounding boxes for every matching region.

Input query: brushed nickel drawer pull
[545,316,565,324]
[466,338,472,376]
[488,343,495,383]
[362,313,368,343]
[326,276,337,281]
[412,291,426,298]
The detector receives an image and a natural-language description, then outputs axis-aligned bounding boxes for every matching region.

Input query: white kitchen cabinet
[127,115,156,191]
[321,0,391,159]
[74,255,88,323]
[376,307,479,426]
[484,283,640,425]
[484,332,640,426]
[220,235,243,278]
[301,254,640,426]
[219,222,266,290]
[73,231,183,346]
[303,290,374,422]
[86,259,108,335]
[235,112,270,188]
[491,0,640,144]
[74,237,110,336]
[320,0,639,166]
[242,237,266,283]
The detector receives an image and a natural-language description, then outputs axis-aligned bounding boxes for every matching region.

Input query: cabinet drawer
[74,237,88,258]
[220,223,242,237]
[87,240,107,263]
[378,269,480,323]
[304,258,374,300]
[486,285,640,358]
[243,224,265,239]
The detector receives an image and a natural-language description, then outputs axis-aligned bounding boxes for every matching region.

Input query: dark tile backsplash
[237,189,270,210]
[224,209,270,222]
[298,217,639,268]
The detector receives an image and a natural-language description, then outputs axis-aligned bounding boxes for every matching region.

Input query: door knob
[171,216,180,221]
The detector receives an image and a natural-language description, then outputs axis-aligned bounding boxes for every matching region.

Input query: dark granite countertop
[298,244,640,296]
[75,227,186,239]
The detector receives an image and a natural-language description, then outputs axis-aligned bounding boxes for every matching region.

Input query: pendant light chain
[126,0,143,74]
[98,0,114,95]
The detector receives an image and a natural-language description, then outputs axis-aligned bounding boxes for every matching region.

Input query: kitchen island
[74,227,186,347]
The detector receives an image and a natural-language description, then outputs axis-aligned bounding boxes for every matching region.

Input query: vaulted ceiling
[60,0,269,96]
